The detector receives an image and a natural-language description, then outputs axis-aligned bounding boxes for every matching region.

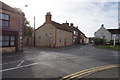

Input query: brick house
[0,1,25,53]
[35,12,73,47]
[69,23,80,44]
[69,23,88,44]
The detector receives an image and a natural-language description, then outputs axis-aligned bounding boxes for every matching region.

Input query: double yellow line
[59,64,120,80]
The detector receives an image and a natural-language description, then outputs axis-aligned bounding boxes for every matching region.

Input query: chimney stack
[101,24,104,27]
[70,23,73,26]
[45,12,52,23]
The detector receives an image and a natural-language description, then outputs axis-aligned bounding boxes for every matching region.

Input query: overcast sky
[1,0,119,37]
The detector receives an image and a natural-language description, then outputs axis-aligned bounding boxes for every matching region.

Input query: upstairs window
[50,28,53,35]
[0,13,10,27]
[59,30,62,35]
[73,31,76,34]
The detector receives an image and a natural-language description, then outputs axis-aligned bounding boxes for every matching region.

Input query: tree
[23,19,33,37]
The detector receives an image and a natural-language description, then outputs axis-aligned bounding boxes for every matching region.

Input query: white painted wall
[94,26,111,42]
[111,34,120,43]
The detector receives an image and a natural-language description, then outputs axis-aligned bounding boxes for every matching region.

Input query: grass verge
[98,45,120,51]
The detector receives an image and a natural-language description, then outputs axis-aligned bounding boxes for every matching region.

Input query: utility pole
[34,16,35,47]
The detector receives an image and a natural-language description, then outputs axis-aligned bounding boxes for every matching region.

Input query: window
[50,37,53,43]
[73,31,76,34]
[10,36,15,46]
[1,36,15,47]
[59,37,62,43]
[50,37,53,41]
[2,36,9,46]
[0,13,9,20]
[50,32,52,35]
[0,13,10,27]
[60,30,62,35]
[50,29,53,35]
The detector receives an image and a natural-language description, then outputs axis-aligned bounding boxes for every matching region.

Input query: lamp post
[24,5,36,47]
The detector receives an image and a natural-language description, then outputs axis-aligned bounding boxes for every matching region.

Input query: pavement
[1,44,119,79]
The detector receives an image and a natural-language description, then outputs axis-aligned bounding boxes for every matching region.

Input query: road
[1,44,119,78]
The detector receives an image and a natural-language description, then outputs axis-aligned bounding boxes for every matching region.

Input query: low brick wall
[0,47,16,53]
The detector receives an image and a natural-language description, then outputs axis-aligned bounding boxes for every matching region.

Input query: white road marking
[0,62,39,72]
[17,60,24,67]
[1,56,80,72]
[1,51,49,66]
[1,57,39,66]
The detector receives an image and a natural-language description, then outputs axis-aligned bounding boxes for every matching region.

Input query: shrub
[93,38,106,45]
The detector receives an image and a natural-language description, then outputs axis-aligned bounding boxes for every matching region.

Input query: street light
[24,5,36,47]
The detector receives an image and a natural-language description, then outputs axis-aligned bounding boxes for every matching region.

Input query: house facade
[107,29,120,44]
[83,35,89,44]
[35,12,73,47]
[68,23,87,44]
[69,23,80,44]
[94,24,111,42]
[94,24,120,44]
[0,1,25,53]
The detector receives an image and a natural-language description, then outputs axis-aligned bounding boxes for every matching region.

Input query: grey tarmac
[1,44,119,78]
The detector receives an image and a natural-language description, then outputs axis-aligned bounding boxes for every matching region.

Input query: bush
[93,38,106,45]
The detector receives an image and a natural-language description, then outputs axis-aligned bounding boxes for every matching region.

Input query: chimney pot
[70,23,73,26]
[101,24,104,27]
[45,12,52,23]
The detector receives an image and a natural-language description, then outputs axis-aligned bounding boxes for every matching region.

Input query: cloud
[51,2,118,37]
[1,0,118,37]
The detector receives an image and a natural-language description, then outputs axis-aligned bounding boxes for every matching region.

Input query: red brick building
[0,1,25,53]
[69,23,87,44]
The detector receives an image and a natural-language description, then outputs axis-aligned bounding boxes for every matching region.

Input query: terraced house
[0,1,25,53]
[69,23,87,44]
[35,12,73,47]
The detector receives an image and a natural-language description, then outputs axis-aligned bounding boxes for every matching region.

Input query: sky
[1,0,119,37]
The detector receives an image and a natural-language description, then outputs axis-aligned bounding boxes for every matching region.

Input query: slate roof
[35,21,72,32]
[107,29,120,34]
[69,26,85,35]
[51,21,72,32]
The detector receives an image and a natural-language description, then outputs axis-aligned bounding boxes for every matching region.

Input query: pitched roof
[35,21,72,32]
[51,21,72,32]
[69,26,84,35]
[107,29,120,34]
